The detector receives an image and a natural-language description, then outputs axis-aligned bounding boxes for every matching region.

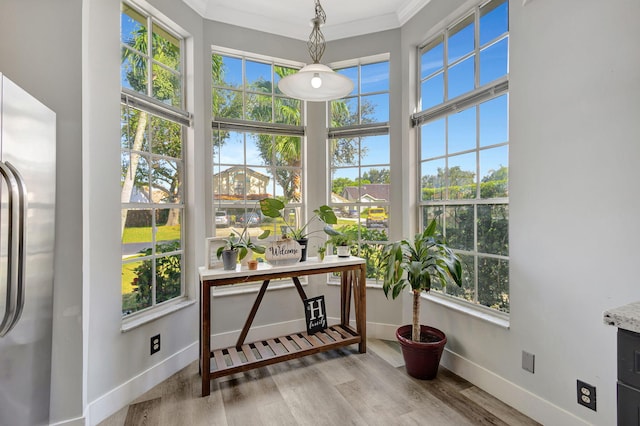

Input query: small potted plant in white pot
[380,219,462,379]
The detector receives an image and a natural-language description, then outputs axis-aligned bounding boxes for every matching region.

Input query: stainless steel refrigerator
[0,73,56,426]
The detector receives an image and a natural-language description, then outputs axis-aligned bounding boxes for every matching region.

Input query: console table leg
[201,283,211,397]
[357,264,367,353]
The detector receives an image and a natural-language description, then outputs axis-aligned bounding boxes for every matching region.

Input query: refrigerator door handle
[0,161,23,337]
[4,162,27,333]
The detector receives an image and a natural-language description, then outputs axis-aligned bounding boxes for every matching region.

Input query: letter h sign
[304,295,327,334]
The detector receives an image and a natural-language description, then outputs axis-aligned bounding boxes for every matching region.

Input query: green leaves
[259,197,285,218]
[381,219,462,300]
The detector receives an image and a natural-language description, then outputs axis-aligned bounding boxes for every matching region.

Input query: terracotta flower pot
[396,324,447,380]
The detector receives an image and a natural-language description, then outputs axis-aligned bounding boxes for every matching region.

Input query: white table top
[199,255,365,281]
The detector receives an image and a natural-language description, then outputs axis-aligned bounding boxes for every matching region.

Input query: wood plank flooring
[98,339,540,426]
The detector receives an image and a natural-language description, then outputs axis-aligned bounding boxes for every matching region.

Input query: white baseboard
[366,321,399,341]
[86,342,198,426]
[49,415,86,426]
[441,348,589,426]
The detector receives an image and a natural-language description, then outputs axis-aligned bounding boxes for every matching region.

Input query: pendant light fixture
[278,0,354,102]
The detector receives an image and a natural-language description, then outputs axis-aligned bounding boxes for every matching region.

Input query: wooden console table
[198,256,367,397]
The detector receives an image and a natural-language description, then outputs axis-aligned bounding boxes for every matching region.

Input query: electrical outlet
[150,334,161,355]
[577,380,596,411]
[522,351,535,373]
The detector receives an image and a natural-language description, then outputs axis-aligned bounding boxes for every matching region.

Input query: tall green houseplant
[382,220,463,342]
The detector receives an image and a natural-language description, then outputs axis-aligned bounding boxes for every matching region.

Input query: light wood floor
[99,339,540,426]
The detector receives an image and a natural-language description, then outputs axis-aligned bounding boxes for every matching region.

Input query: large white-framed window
[414,0,509,314]
[120,2,189,317]
[211,48,306,251]
[328,55,390,280]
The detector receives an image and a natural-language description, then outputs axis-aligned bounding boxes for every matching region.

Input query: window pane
[330,138,359,167]
[213,54,242,88]
[152,24,180,72]
[132,155,150,202]
[423,206,444,230]
[361,93,389,123]
[337,66,358,96]
[122,258,152,315]
[361,135,389,165]
[477,204,508,256]
[480,146,508,198]
[273,135,302,167]
[421,36,444,79]
[152,158,181,203]
[448,16,474,64]
[274,97,301,125]
[444,253,475,301]
[274,65,297,95]
[150,116,181,157]
[122,208,153,255]
[121,6,145,45]
[445,205,474,251]
[156,208,181,252]
[246,167,273,198]
[448,55,475,99]
[421,158,445,201]
[421,72,444,110]
[479,94,508,147]
[275,170,301,203]
[480,38,508,87]
[155,254,182,303]
[448,106,476,154]
[121,47,148,94]
[246,134,267,166]
[246,60,272,93]
[448,152,476,199]
[480,0,508,46]
[152,64,181,107]
[331,97,358,126]
[332,167,360,199]
[213,88,243,119]
[246,93,273,122]
[421,118,445,159]
[477,256,509,312]
[361,61,389,93]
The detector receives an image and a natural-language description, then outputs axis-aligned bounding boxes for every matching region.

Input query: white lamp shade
[278,63,354,102]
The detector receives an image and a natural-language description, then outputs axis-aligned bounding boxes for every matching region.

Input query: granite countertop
[603,301,640,333]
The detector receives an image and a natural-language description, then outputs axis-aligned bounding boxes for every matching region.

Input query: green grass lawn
[122,225,181,244]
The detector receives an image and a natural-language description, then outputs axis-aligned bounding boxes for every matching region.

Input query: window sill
[422,292,510,329]
[121,297,197,332]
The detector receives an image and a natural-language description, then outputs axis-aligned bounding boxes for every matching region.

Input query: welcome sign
[265,239,302,265]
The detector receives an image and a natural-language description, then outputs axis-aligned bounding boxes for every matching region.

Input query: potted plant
[259,197,339,261]
[327,232,353,258]
[381,219,462,379]
[217,223,270,270]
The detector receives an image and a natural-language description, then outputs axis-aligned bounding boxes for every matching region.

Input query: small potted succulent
[380,219,462,379]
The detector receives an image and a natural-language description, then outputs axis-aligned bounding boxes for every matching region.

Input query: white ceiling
[182,0,432,41]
